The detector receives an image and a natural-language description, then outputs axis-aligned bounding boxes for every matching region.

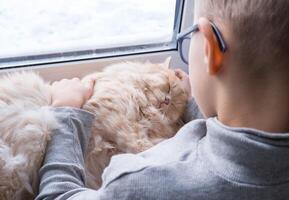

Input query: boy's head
[195,0,289,70]
[189,0,289,125]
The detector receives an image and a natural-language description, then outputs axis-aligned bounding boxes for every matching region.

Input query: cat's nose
[164,96,170,105]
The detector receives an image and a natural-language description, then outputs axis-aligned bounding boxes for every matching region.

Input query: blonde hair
[197,0,289,75]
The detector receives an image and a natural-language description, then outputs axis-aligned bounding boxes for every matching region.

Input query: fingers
[50,76,95,108]
[52,76,94,99]
[83,79,95,100]
[51,78,71,86]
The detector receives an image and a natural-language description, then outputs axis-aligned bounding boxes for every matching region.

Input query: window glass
[0,0,181,68]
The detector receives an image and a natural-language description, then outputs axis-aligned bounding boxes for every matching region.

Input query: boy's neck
[217,83,289,133]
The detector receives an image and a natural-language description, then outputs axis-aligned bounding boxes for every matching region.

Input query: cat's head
[82,58,189,124]
[141,58,189,123]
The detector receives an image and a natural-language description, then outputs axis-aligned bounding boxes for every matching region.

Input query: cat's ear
[163,57,171,69]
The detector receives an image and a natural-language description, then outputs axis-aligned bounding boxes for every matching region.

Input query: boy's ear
[198,18,224,75]
[163,57,172,69]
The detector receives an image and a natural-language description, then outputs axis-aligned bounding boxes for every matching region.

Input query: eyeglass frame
[176,22,228,65]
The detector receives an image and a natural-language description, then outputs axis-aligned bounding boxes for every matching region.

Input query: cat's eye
[167,84,171,94]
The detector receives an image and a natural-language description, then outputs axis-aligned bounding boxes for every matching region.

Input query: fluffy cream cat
[0,59,188,199]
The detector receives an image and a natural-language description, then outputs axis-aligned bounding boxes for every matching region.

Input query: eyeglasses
[176,22,228,65]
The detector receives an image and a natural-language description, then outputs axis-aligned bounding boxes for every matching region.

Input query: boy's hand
[50,78,95,108]
[174,69,192,101]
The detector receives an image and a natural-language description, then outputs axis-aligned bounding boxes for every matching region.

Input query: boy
[37,0,289,199]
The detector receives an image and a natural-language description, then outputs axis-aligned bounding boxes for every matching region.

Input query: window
[0,0,184,69]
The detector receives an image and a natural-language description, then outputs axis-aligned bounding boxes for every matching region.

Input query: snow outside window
[0,0,183,68]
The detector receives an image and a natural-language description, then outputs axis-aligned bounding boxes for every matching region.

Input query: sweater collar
[201,118,289,185]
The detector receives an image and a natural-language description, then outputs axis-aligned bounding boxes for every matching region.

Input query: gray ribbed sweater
[36,100,289,200]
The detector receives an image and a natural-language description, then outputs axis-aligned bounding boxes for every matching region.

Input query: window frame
[0,0,186,70]
[0,0,194,81]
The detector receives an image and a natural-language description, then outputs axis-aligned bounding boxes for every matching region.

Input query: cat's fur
[0,59,188,199]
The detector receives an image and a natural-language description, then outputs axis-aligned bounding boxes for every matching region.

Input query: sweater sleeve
[36,101,204,200]
[182,98,204,123]
[36,107,99,200]
[35,107,156,200]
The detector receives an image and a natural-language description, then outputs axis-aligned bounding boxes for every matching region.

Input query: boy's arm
[36,107,99,200]
[38,77,129,199]
[182,98,204,123]
[36,107,145,200]
[36,106,203,200]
